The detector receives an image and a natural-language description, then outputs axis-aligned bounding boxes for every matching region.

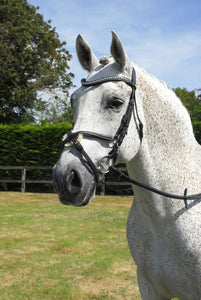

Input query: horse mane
[134,63,183,107]
[134,64,169,91]
[133,63,196,144]
[98,57,192,132]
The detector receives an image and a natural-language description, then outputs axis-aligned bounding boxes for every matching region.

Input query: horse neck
[127,66,198,214]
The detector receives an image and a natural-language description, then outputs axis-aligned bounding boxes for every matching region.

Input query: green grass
[0,192,180,300]
[0,192,140,300]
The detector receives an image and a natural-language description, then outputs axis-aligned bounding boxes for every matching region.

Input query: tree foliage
[174,87,201,122]
[0,0,74,124]
[34,89,73,124]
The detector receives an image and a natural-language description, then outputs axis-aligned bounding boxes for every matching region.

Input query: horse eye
[108,98,124,109]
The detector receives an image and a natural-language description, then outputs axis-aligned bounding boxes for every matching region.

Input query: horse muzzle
[52,149,96,206]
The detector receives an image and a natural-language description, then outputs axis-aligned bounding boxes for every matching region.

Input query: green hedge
[0,122,72,166]
[1,121,201,193]
[0,122,72,192]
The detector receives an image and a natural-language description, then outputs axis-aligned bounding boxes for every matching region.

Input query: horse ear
[76,34,99,72]
[110,31,130,71]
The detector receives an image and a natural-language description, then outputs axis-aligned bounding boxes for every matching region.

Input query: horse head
[53,31,143,206]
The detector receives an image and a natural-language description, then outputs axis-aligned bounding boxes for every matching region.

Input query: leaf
[0,0,74,124]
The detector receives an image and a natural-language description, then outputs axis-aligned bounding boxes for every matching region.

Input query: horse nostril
[70,170,80,187]
[66,170,82,194]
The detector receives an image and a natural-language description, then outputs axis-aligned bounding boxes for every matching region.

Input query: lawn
[0,192,140,300]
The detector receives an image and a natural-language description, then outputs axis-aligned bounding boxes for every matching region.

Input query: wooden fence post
[21,167,26,193]
[100,174,105,195]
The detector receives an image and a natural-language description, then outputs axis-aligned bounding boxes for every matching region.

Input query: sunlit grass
[0,192,141,300]
[0,192,180,300]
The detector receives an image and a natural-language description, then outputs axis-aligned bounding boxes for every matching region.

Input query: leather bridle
[62,67,143,184]
[61,67,201,208]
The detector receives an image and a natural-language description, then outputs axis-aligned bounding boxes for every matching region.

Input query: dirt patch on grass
[79,275,140,299]
[78,261,140,299]
[111,259,137,277]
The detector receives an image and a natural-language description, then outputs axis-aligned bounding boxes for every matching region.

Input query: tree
[195,88,201,102]
[35,89,73,124]
[173,87,201,122]
[0,0,74,124]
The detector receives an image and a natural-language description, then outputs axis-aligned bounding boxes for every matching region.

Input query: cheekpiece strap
[80,67,143,160]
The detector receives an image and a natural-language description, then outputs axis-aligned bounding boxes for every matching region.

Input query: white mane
[134,63,195,139]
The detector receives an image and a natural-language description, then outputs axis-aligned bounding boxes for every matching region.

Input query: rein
[109,166,201,209]
[62,67,201,209]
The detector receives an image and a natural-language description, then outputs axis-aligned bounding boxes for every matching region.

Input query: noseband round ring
[62,67,201,208]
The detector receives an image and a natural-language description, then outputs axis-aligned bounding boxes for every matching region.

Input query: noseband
[62,67,143,184]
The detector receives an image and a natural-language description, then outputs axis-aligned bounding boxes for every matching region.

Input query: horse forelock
[87,57,120,80]
[87,56,134,82]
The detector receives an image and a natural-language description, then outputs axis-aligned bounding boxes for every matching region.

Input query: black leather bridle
[62,67,143,184]
[61,67,201,208]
